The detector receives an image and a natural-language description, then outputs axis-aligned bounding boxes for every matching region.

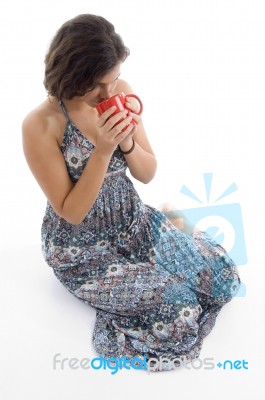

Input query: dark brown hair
[44,14,130,99]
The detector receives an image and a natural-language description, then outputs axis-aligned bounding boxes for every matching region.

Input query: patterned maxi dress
[41,100,241,372]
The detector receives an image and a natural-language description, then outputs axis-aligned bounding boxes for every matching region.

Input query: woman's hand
[125,98,142,128]
[118,98,142,148]
[95,106,135,156]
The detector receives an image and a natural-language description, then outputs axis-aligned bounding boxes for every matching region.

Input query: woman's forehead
[96,64,122,85]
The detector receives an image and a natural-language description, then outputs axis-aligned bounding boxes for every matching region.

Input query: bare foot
[158,201,200,234]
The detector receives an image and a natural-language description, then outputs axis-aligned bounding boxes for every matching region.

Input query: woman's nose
[100,84,113,99]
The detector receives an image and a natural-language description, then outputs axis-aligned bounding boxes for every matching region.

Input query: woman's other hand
[96,106,135,156]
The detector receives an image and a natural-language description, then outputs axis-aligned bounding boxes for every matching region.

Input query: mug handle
[125,94,143,115]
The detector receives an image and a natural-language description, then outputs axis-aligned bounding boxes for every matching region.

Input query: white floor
[0,232,262,399]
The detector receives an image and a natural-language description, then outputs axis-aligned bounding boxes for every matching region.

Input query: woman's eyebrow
[97,73,121,85]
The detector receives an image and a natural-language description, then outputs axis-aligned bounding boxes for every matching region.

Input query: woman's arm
[117,80,157,184]
[22,107,131,225]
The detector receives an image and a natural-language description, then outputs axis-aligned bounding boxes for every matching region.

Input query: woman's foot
[158,201,200,234]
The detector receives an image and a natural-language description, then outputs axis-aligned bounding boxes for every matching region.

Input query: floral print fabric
[41,100,241,372]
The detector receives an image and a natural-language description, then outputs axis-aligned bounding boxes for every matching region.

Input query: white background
[0,0,264,398]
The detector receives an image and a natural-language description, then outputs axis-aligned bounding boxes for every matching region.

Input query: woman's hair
[44,14,130,100]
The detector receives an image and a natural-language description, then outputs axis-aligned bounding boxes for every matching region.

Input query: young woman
[22,14,240,372]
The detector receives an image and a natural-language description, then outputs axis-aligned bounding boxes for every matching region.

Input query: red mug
[96,92,143,128]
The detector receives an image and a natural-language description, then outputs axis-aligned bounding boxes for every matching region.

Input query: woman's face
[77,63,122,107]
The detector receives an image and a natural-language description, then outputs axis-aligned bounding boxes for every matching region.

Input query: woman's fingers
[97,106,141,132]
[97,106,117,127]
[98,109,129,132]
[128,111,141,125]
[115,121,135,144]
[125,99,141,114]
[96,107,139,149]
[104,110,130,132]
[112,115,133,137]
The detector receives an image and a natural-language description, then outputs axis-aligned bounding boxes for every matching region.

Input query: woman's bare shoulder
[22,99,63,143]
[116,79,134,94]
